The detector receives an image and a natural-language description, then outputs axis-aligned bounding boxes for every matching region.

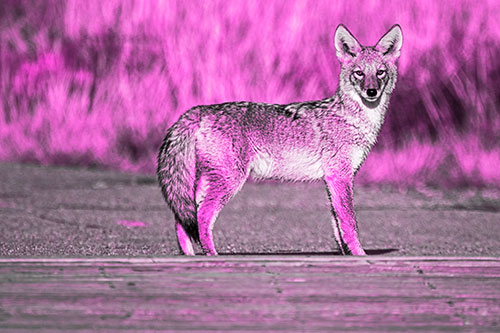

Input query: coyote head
[335,24,403,108]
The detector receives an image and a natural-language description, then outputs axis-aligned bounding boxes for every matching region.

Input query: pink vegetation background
[1,0,499,188]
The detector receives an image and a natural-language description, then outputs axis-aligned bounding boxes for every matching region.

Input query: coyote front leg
[324,174,366,255]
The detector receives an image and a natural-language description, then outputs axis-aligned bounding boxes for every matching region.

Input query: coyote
[158,24,403,256]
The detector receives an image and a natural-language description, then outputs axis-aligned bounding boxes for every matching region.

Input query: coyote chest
[250,148,324,181]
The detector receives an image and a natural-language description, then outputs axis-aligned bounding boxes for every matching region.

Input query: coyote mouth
[361,95,381,108]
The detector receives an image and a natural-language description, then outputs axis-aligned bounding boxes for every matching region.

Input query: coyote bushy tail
[157,109,200,247]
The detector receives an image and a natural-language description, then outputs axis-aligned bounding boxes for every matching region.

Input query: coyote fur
[158,24,403,255]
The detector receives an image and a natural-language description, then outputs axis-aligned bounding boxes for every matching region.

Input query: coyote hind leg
[175,218,195,256]
[196,173,246,256]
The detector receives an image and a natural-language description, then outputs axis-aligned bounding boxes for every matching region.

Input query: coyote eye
[353,70,364,79]
[376,70,386,78]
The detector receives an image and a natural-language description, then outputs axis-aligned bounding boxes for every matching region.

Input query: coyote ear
[375,24,403,61]
[334,24,362,64]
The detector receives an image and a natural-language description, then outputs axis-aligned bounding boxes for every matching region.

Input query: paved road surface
[1,163,499,256]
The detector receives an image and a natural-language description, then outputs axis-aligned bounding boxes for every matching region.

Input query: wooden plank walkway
[0,257,499,331]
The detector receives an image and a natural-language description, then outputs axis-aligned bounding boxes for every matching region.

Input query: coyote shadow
[219,248,398,256]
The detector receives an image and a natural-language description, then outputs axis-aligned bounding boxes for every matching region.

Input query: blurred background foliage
[0,0,499,187]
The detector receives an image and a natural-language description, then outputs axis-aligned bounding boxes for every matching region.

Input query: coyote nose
[367,89,377,97]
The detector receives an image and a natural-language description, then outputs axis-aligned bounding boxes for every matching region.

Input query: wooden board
[0,257,499,331]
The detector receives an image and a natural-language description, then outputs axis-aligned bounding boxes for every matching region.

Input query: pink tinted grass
[1,0,499,188]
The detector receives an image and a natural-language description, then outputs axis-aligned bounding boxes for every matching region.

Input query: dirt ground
[1,163,499,257]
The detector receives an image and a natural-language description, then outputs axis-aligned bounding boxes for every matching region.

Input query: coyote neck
[333,87,390,147]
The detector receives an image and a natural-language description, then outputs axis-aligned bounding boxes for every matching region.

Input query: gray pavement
[1,162,500,257]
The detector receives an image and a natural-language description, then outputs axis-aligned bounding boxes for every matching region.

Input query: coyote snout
[158,24,403,256]
[358,70,385,103]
